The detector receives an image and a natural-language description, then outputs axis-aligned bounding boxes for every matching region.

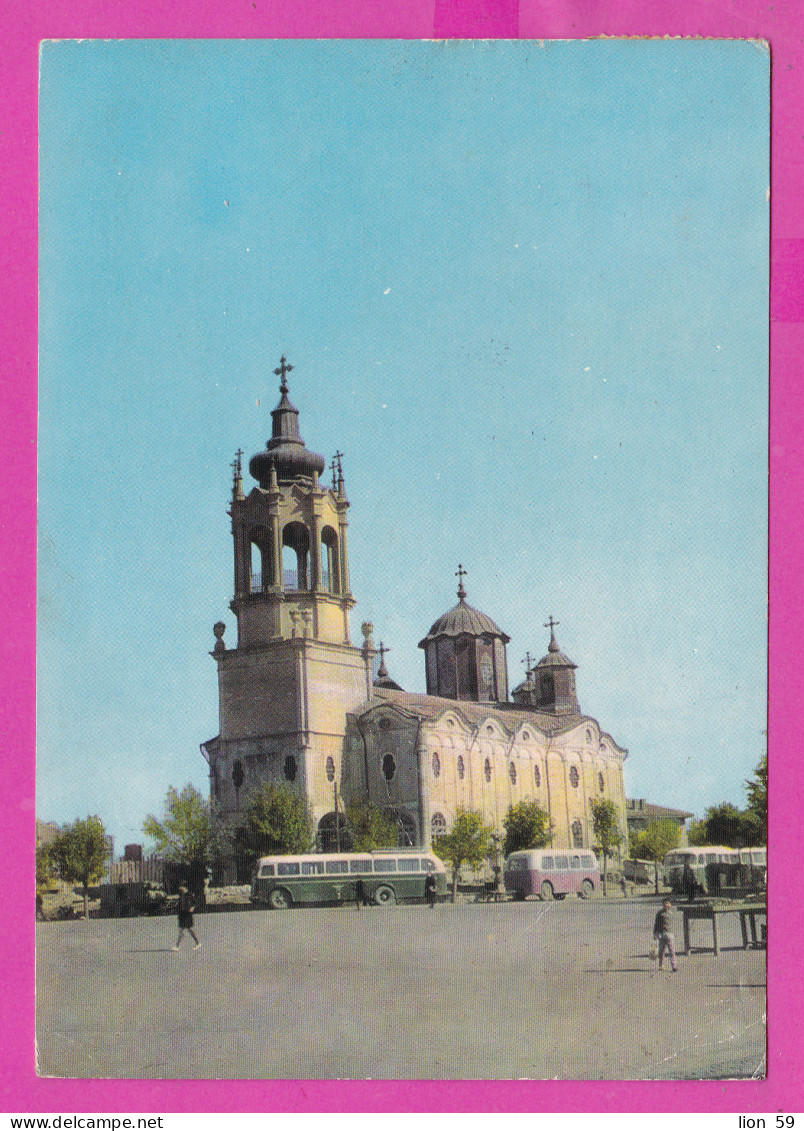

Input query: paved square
[36,898,765,1079]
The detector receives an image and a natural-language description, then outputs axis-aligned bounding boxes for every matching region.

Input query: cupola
[417,566,509,702]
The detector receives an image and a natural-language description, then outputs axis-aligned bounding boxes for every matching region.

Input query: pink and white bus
[504,848,601,901]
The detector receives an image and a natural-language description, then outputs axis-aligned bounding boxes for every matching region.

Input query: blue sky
[38,39,768,852]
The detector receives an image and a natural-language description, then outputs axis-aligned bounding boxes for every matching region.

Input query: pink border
[4,0,801,1114]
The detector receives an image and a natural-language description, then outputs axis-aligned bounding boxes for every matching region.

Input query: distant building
[36,820,60,848]
[626,798,693,847]
[202,360,630,880]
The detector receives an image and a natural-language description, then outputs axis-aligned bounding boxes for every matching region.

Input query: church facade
[202,361,629,876]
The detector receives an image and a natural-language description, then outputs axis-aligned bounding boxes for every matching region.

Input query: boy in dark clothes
[173,885,201,951]
[653,897,677,972]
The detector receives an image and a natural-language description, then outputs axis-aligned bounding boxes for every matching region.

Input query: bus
[504,849,601,901]
[250,850,448,909]
[662,846,741,896]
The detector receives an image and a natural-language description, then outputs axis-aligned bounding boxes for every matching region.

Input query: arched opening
[282,522,310,590]
[321,526,340,594]
[431,812,447,839]
[572,820,584,849]
[249,527,272,592]
[317,812,349,853]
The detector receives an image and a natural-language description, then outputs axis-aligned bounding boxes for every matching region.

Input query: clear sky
[38,38,768,853]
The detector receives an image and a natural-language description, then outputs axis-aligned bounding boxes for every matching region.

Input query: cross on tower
[331,450,345,491]
[231,448,243,496]
[274,355,294,392]
[377,641,391,677]
[455,563,468,600]
[522,651,535,674]
[544,616,560,635]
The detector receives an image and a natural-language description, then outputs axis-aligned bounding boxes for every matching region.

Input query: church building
[202,360,629,877]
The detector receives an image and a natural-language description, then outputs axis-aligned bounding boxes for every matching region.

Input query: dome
[535,619,576,670]
[249,358,326,487]
[418,600,510,647]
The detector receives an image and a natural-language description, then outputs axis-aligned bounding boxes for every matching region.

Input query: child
[653,897,677,972]
[173,885,201,951]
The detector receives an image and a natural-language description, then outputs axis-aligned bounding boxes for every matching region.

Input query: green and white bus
[250,851,449,909]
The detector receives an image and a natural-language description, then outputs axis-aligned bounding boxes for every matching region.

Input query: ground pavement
[36,896,765,1080]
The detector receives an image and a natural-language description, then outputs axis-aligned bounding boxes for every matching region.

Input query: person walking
[424,870,437,909]
[653,897,678,972]
[172,885,201,951]
[354,876,367,909]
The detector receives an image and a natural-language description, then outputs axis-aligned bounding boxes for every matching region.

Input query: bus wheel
[540,881,553,901]
[374,885,396,906]
[269,888,292,910]
[580,879,594,900]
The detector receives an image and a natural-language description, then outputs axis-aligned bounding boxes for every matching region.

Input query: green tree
[49,816,108,919]
[632,818,681,894]
[244,780,313,857]
[744,755,767,842]
[687,818,709,846]
[502,800,552,858]
[344,800,398,852]
[143,784,223,864]
[433,809,494,902]
[36,843,55,891]
[700,802,762,848]
[590,798,624,897]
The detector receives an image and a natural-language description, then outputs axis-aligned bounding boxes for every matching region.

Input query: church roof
[249,358,326,487]
[417,570,510,647]
[366,686,588,738]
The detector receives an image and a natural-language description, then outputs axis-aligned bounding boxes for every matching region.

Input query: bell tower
[229,357,355,647]
[206,357,368,878]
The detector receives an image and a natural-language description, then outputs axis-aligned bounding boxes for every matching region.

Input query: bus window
[542,856,554,869]
[581,855,594,869]
[706,853,718,864]
[571,855,581,870]
[259,863,275,877]
[278,862,300,876]
[349,859,372,874]
[374,859,397,873]
[325,860,348,875]
[301,861,324,876]
[422,858,437,872]
[396,858,420,873]
[555,856,569,870]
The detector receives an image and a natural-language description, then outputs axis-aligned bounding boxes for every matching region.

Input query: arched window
[572,820,583,848]
[282,522,310,590]
[569,765,579,788]
[598,771,605,793]
[321,526,340,594]
[534,764,541,788]
[432,752,441,779]
[484,757,492,783]
[457,755,465,780]
[325,756,335,783]
[382,753,396,781]
[249,528,272,592]
[509,762,517,785]
[431,812,447,838]
[284,755,297,782]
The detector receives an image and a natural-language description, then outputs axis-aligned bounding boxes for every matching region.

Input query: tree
[344,800,398,852]
[143,783,222,863]
[699,802,762,849]
[502,800,552,858]
[433,809,494,902]
[744,755,767,842]
[590,799,624,897]
[687,818,709,846]
[49,816,108,919]
[244,780,313,857]
[632,818,681,894]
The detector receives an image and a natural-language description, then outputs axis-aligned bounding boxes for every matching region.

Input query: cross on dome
[274,355,294,393]
[455,563,468,601]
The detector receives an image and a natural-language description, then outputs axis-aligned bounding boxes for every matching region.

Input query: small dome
[249,358,326,487]
[418,601,509,647]
[535,619,576,670]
